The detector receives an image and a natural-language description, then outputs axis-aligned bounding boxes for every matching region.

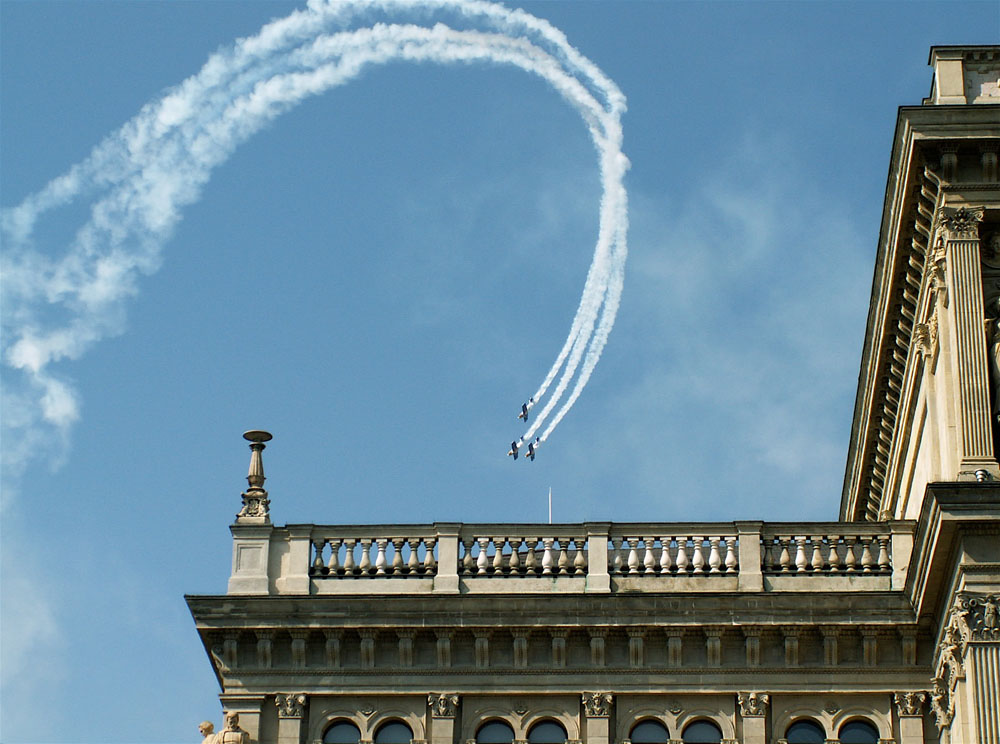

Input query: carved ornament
[582,692,613,718]
[737,692,769,717]
[428,693,460,718]
[276,693,307,718]
[666,700,683,715]
[930,677,953,730]
[360,703,376,717]
[938,206,985,240]
[894,691,926,717]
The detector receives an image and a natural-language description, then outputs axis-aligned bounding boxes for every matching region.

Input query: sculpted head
[199,721,215,736]
[224,711,240,729]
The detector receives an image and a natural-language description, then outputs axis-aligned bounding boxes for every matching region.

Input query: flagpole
[548,487,552,524]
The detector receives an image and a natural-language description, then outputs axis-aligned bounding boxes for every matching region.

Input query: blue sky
[1,1,998,742]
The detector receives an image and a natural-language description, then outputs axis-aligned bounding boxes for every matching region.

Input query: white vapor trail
[0,0,629,469]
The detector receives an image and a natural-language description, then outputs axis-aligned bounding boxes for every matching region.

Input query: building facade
[187,46,1000,744]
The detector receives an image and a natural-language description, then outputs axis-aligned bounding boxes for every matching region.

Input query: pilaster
[275,693,307,744]
[894,692,926,744]
[219,695,266,744]
[738,692,769,744]
[428,693,459,744]
[582,692,612,744]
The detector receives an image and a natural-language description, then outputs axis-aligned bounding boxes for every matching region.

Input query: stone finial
[237,430,272,523]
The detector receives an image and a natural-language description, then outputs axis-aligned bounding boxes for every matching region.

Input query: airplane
[517,397,535,422]
[508,440,520,460]
[525,437,540,461]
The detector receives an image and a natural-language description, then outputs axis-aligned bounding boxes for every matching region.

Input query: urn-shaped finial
[237,430,272,523]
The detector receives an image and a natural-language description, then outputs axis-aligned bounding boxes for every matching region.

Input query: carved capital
[737,691,770,717]
[275,693,307,718]
[582,692,613,718]
[938,206,985,240]
[428,693,460,718]
[894,691,926,717]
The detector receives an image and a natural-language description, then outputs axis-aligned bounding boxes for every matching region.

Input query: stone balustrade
[228,520,915,596]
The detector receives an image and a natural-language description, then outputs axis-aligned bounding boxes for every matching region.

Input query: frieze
[428,693,460,718]
[737,692,769,717]
[893,691,926,717]
[275,693,307,718]
[582,692,613,718]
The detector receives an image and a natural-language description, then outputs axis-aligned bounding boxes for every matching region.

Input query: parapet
[925,46,1000,105]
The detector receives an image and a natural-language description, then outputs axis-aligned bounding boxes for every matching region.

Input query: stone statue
[984,595,999,630]
[199,721,217,744]
[989,316,1000,423]
[216,712,250,744]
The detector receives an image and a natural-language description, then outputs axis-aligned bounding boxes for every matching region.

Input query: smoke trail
[0,1,629,469]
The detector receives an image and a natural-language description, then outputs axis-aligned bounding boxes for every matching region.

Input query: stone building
[187,46,1000,744]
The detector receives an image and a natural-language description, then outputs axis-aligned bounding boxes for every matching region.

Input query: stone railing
[227,520,915,595]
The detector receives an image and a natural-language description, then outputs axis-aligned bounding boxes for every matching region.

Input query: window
[527,721,568,744]
[839,720,879,744]
[476,721,515,744]
[785,720,825,744]
[681,721,722,744]
[374,722,413,744]
[630,720,670,744]
[324,722,361,744]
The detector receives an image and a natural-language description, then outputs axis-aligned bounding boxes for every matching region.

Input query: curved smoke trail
[0,0,628,470]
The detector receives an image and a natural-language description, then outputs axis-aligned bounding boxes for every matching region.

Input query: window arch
[374,721,413,744]
[630,720,670,744]
[476,721,515,744]
[324,722,361,744]
[839,720,879,744]
[785,720,825,744]
[528,721,568,744]
[681,720,722,744]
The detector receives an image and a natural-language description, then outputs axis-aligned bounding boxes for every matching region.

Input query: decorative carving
[276,693,307,718]
[216,712,250,744]
[666,699,683,715]
[913,318,939,363]
[929,238,949,307]
[894,691,926,716]
[360,703,376,717]
[237,430,272,522]
[737,692,769,717]
[582,692,613,718]
[938,206,985,239]
[823,701,840,715]
[428,693,459,718]
[930,677,953,730]
[513,701,529,716]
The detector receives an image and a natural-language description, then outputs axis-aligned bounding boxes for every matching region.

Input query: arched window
[374,722,413,744]
[681,721,722,744]
[839,720,879,744]
[785,720,825,744]
[528,721,568,744]
[630,720,670,744]
[477,721,515,744]
[324,722,361,744]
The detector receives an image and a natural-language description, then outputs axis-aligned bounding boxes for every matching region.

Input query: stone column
[428,694,460,744]
[738,692,769,744]
[585,523,611,593]
[894,692,926,744]
[582,693,613,744]
[735,521,764,592]
[433,524,461,593]
[939,206,999,477]
[276,694,307,744]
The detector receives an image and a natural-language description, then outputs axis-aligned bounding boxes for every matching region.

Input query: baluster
[762,538,775,572]
[659,537,674,573]
[328,538,342,575]
[462,540,475,575]
[708,537,722,574]
[358,539,373,575]
[724,537,738,572]
[611,537,624,574]
[642,537,656,574]
[375,539,388,576]
[844,537,857,572]
[423,537,437,574]
[860,536,875,572]
[794,537,808,572]
[477,538,490,575]
[557,540,570,575]
[312,539,327,575]
[525,538,539,575]
[779,538,792,572]
[574,538,587,573]
[810,536,824,571]
[676,538,690,573]
[343,539,357,575]
[826,535,841,573]
[493,537,506,574]
[691,536,705,573]
[627,538,640,574]
[407,539,421,574]
[509,537,522,574]
[391,538,405,576]
[877,535,891,571]
[542,538,555,575]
